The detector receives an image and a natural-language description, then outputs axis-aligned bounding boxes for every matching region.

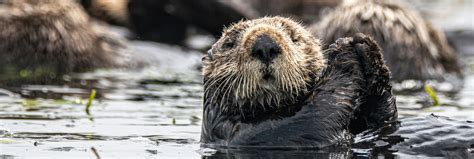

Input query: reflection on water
[1,0,474,158]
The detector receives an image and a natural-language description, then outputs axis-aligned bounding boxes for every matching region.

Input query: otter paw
[351,33,391,94]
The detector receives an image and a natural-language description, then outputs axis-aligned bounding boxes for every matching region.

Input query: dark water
[1,1,474,158]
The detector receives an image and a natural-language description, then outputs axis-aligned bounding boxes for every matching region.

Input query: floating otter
[0,0,133,82]
[201,17,397,148]
[312,0,462,83]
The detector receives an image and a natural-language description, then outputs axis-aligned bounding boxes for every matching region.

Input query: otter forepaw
[351,33,391,94]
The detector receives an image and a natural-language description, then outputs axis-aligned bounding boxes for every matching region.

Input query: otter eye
[223,41,235,49]
[292,38,299,43]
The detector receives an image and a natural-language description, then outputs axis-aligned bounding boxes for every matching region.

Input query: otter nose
[251,34,281,64]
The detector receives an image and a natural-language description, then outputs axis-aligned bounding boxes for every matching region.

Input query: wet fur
[313,0,462,82]
[201,17,397,148]
[249,0,342,23]
[0,0,131,75]
[203,17,325,115]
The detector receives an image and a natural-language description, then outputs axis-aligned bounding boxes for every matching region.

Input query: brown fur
[248,0,342,23]
[81,0,129,25]
[202,17,325,112]
[201,20,398,147]
[312,0,462,82]
[0,0,131,75]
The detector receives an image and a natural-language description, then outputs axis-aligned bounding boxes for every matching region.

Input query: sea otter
[200,17,397,148]
[0,0,133,82]
[312,0,462,84]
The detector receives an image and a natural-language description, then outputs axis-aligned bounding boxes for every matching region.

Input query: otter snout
[251,34,281,64]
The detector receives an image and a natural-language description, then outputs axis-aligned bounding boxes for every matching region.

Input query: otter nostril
[257,49,264,56]
[251,34,281,64]
[269,48,277,58]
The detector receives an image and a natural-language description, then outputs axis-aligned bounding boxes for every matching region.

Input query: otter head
[203,17,325,115]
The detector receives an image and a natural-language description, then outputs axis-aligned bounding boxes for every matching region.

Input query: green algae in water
[19,99,78,111]
[21,99,40,108]
[85,89,97,115]
[424,84,439,106]
[0,65,56,81]
[52,99,78,105]
[0,139,17,144]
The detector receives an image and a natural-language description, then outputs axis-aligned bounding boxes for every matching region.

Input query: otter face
[203,17,325,112]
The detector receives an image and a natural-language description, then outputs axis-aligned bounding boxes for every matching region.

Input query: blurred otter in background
[80,0,341,45]
[0,0,135,83]
[313,0,463,86]
[81,0,251,45]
